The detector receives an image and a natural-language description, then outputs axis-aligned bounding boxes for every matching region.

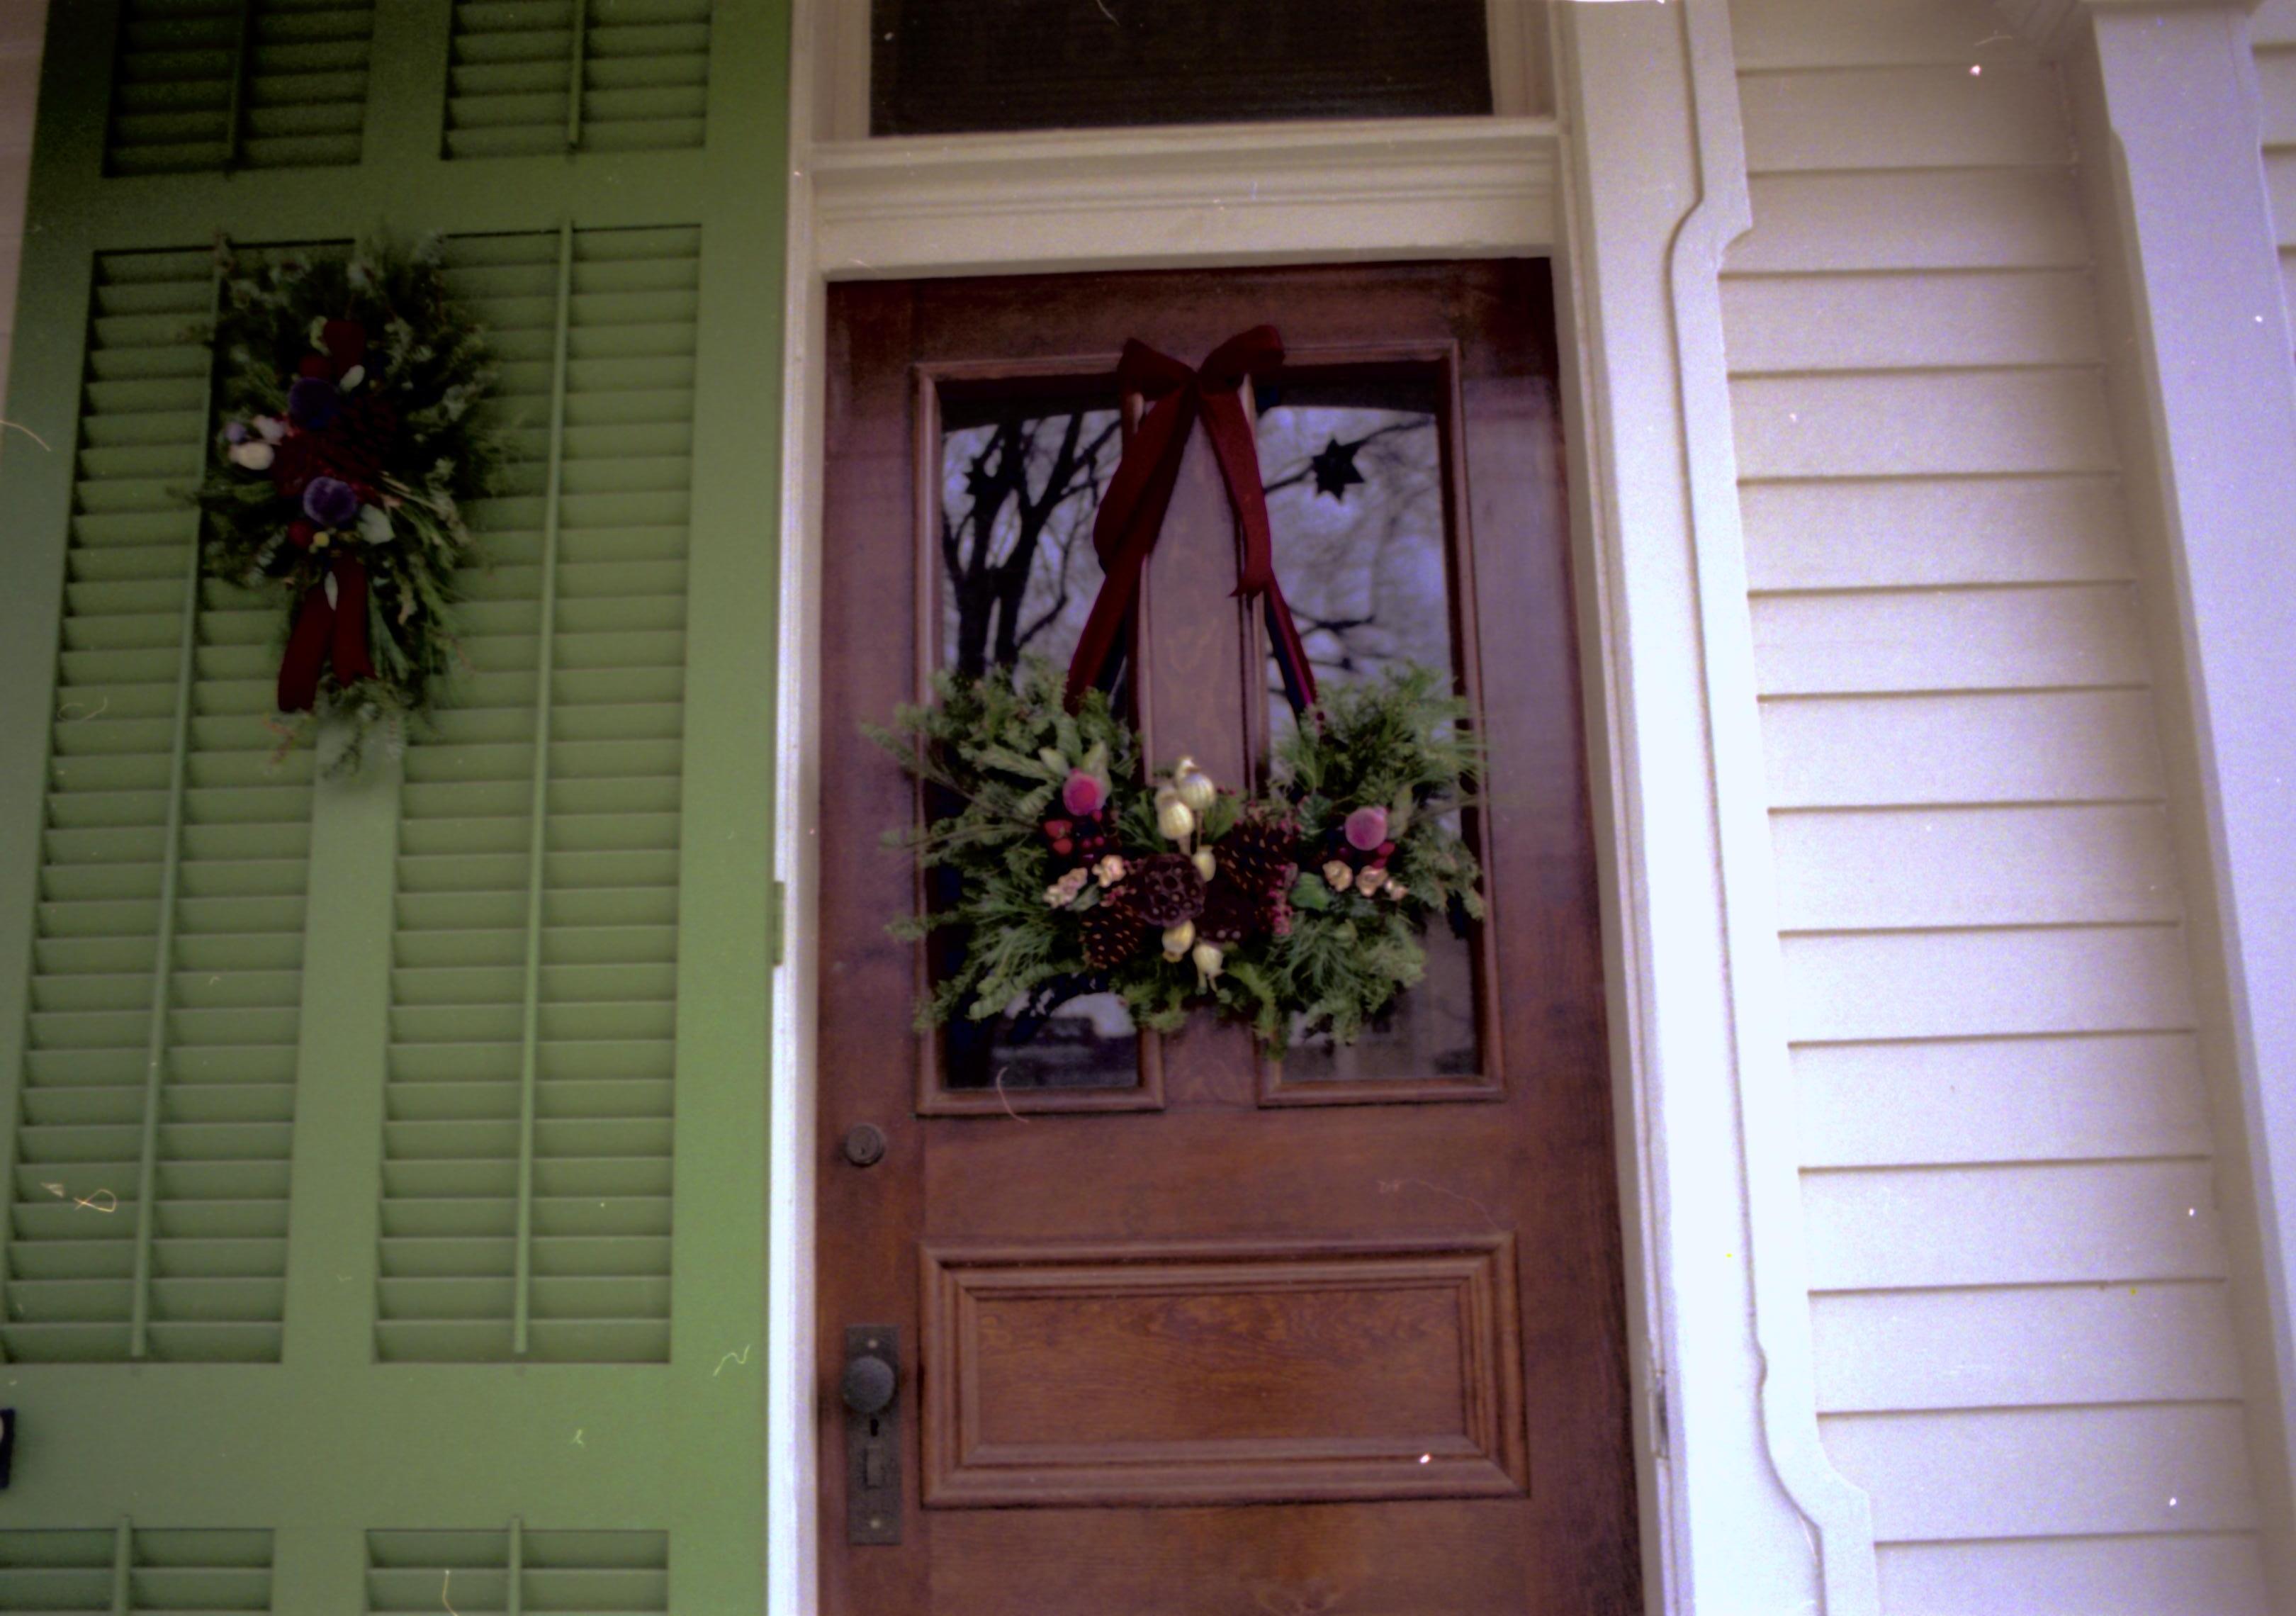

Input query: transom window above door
[838,0,1549,138]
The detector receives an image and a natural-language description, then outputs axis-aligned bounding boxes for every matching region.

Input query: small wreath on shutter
[193,235,506,768]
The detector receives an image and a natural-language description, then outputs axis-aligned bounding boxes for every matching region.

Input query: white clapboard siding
[1741,476,2133,592]
[0,0,41,419]
[1813,1283,2244,1412]
[1877,1534,2269,1616]
[1731,169,2090,274]
[1782,926,2195,1043]
[1772,804,2182,931]
[1796,1033,2213,1169]
[1722,270,2103,375]
[1762,689,2166,809]
[1740,64,2071,174]
[1728,0,2261,1591]
[1824,1404,2258,1540]
[1803,1160,2228,1290]
[1733,369,2117,480]
[1751,583,2149,695]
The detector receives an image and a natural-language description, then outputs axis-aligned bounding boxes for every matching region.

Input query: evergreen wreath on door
[877,327,1485,1053]
[193,235,505,768]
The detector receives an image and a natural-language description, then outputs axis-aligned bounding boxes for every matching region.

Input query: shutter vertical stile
[120,259,223,1362]
[0,1523,274,1614]
[106,0,376,176]
[111,1517,131,1616]
[8,249,308,1366]
[444,2,711,160]
[364,1525,667,1614]
[381,225,688,1363]
[512,223,575,1358]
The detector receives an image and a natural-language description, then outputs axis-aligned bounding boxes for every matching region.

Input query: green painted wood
[0,0,784,1607]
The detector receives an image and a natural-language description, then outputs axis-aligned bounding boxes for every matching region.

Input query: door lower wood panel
[923,1237,1525,1507]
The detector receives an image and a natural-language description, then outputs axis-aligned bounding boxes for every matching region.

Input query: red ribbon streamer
[1063,326,1319,714]
[276,549,377,713]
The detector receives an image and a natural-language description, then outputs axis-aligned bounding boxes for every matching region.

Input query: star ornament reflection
[1307,435,1367,501]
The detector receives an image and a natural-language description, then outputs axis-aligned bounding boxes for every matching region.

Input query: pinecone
[1122,852,1207,928]
[1079,899,1146,969]
[1195,875,1261,945]
[1215,808,1299,897]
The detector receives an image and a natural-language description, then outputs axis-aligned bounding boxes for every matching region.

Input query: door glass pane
[872,0,1493,138]
[935,395,1138,1091]
[1255,381,1484,1081]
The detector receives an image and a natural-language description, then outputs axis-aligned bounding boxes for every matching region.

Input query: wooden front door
[816,263,1637,1615]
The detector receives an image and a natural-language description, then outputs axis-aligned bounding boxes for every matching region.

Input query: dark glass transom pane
[872,0,1493,138]
[1255,384,1484,1083]
[936,396,1137,1091]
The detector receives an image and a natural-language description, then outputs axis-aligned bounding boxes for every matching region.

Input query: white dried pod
[1191,940,1225,983]
[1161,920,1196,959]
[1157,798,1196,842]
[1191,848,1216,882]
[1174,757,1216,814]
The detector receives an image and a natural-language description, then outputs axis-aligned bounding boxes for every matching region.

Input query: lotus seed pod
[1191,848,1217,882]
[1161,920,1196,959]
[1158,798,1196,842]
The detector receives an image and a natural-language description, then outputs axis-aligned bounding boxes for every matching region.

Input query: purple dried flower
[288,375,341,430]
[1344,804,1390,853]
[303,476,359,529]
[223,420,249,444]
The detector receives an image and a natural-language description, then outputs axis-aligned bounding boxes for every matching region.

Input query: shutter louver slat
[379,227,691,1364]
[4,250,310,1366]
[446,1,709,160]
[366,1527,668,1615]
[0,1526,274,1615]
[106,0,375,176]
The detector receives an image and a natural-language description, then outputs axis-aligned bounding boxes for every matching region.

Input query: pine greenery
[874,656,1484,1053]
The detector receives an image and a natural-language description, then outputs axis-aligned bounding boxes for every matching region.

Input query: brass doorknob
[841,1352,897,1417]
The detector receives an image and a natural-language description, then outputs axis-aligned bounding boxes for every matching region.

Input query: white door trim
[766,4,1871,1610]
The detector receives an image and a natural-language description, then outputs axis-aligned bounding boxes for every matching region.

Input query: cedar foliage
[874,656,1483,1052]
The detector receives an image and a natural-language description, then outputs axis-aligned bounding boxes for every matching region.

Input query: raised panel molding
[920,1238,1525,1509]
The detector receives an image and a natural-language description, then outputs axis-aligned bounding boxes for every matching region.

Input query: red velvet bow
[276,549,377,714]
[1063,326,1319,714]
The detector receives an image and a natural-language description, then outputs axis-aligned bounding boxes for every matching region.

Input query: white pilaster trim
[1998,0,2263,55]
[2046,4,2296,1605]
[1665,0,1880,1607]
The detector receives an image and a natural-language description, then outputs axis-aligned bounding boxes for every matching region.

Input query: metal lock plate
[844,1325,901,1545]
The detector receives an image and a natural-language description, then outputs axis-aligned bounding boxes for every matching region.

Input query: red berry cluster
[1042,810,1113,865]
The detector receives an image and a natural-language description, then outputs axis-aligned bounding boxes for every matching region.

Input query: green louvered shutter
[6,248,309,1365]
[1,3,775,1606]
[379,223,693,1363]
[365,1528,669,1613]
[0,1527,275,1613]
[446,0,711,159]
[106,0,376,176]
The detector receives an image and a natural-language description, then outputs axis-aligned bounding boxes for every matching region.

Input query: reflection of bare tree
[1256,410,1444,688]
[942,409,1121,677]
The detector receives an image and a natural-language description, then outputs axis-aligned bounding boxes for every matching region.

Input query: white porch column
[1551,2,1876,1610]
[2012,0,2296,1604]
